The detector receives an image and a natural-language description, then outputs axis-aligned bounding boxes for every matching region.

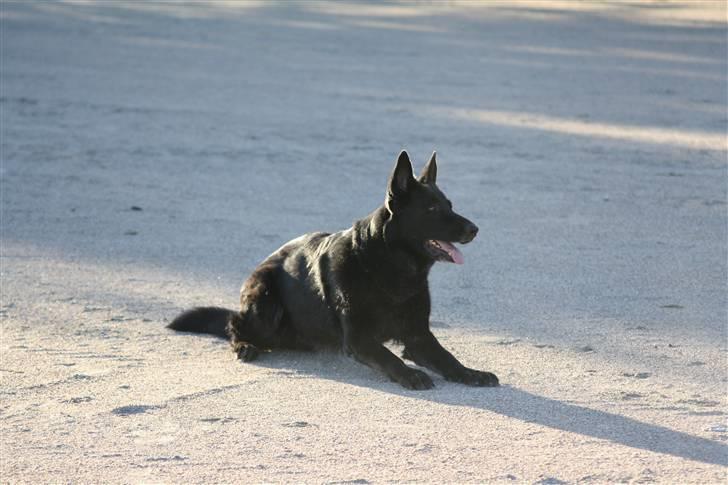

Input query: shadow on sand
[246,349,728,468]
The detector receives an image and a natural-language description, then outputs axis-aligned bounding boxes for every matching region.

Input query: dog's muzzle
[459,223,479,244]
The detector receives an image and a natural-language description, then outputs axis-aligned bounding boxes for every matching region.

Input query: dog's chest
[362,293,429,343]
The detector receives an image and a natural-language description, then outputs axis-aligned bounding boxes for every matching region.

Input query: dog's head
[384,150,478,264]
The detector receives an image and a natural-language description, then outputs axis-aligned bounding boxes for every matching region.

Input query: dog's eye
[427,205,438,212]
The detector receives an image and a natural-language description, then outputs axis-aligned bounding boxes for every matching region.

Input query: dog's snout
[461,223,478,243]
[466,223,479,239]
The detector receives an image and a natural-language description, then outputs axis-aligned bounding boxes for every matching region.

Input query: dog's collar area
[424,240,464,264]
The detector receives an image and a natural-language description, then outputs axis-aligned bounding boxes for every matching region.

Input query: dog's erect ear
[418,151,437,184]
[386,150,415,213]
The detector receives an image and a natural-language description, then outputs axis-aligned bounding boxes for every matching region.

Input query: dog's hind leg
[227,311,263,362]
[227,261,296,362]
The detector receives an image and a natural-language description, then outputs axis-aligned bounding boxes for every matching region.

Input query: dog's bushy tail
[167,307,235,339]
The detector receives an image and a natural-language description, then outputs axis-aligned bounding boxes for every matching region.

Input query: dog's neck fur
[351,206,432,299]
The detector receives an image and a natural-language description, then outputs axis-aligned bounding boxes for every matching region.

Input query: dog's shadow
[247,349,727,467]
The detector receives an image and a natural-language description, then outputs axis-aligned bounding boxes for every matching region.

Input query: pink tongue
[436,240,464,264]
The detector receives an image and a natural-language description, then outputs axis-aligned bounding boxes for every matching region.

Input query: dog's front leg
[403,332,499,387]
[344,334,434,390]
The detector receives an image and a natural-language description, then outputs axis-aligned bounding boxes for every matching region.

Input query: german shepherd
[168,151,498,390]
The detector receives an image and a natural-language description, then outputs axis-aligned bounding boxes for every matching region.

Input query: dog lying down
[168,151,498,390]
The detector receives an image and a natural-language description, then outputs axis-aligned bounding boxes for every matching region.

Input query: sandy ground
[1,1,727,483]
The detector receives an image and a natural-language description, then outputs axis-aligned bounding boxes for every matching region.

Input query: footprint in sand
[707,424,727,433]
[533,343,555,349]
[62,396,93,404]
[282,421,314,428]
[145,455,187,462]
[623,372,651,379]
[496,339,521,346]
[535,478,568,485]
[199,417,237,424]
[111,404,158,416]
[678,398,720,407]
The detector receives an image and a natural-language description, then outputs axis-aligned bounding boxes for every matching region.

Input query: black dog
[168,151,498,390]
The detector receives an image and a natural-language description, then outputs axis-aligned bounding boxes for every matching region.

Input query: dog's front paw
[396,368,434,390]
[448,368,499,387]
